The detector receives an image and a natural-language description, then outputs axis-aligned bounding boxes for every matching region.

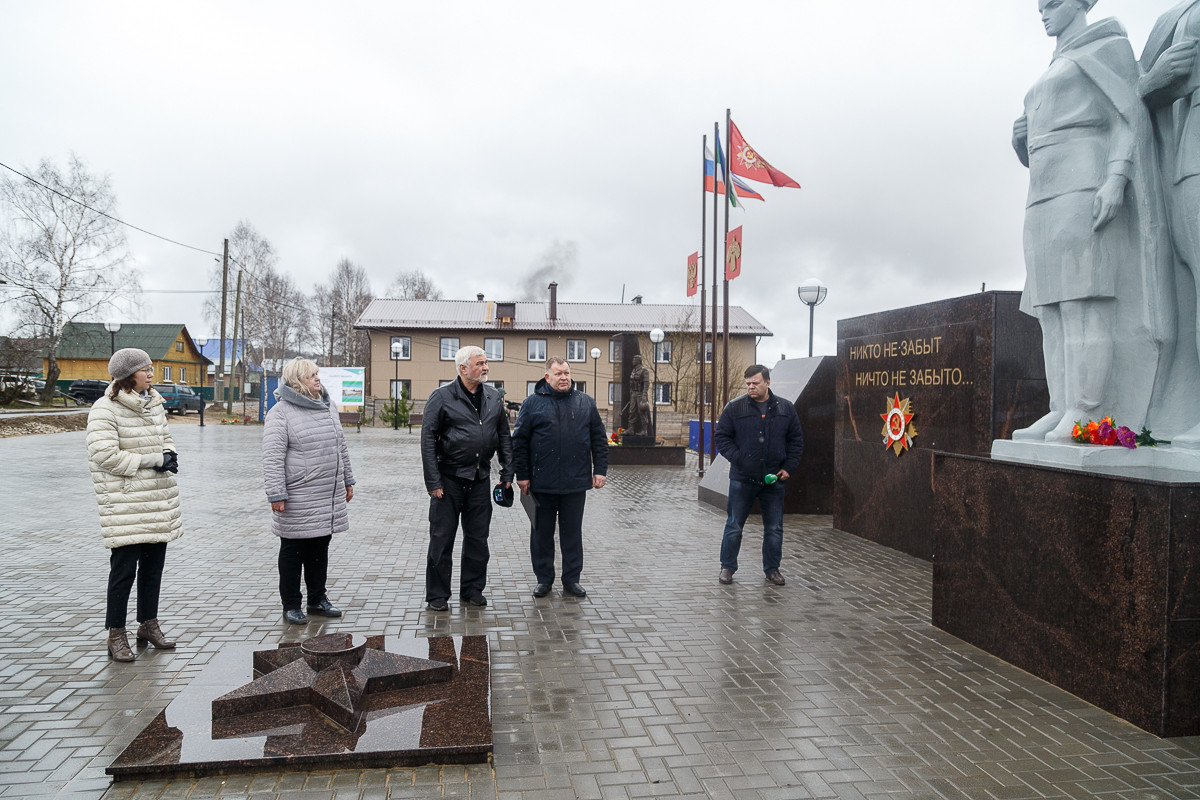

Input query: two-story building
[353,286,771,422]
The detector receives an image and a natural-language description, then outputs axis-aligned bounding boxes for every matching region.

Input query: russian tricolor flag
[705,146,764,202]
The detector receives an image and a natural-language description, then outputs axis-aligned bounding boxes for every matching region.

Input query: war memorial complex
[8,3,1200,799]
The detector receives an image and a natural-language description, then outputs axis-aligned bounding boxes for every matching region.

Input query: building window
[653,340,672,364]
[695,384,713,404]
[575,381,586,395]
[528,339,547,362]
[655,382,672,405]
[697,341,714,363]
[566,339,586,362]
[439,337,458,360]
[526,381,539,397]
[390,336,411,360]
[485,380,504,392]
[484,338,504,361]
[609,340,622,363]
[608,382,617,405]
[389,379,411,400]
[180,368,186,384]
[175,341,184,352]
[162,365,171,382]
[439,379,453,387]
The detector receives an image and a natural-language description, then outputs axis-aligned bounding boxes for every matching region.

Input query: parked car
[68,379,109,405]
[154,383,204,414]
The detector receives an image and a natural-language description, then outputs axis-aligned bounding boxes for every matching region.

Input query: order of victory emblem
[880,393,917,455]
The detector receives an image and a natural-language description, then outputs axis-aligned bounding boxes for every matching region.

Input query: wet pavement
[2,425,1199,799]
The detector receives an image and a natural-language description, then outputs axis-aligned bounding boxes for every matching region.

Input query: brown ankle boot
[108,628,135,662]
[135,619,176,649]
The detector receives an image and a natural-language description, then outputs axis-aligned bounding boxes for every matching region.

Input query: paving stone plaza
[3,424,1200,800]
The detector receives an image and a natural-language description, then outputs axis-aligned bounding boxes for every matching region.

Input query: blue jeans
[720,479,785,574]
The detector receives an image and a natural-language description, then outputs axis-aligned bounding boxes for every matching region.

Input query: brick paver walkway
[2,426,1199,799]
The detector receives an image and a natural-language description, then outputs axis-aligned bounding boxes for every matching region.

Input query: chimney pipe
[477,293,484,301]
[549,282,558,321]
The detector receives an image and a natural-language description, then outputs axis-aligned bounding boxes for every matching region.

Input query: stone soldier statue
[1011,0,1176,443]
[1140,1,1200,447]
[623,355,652,437]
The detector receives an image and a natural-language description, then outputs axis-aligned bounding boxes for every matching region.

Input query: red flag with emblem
[686,252,699,297]
[728,119,800,189]
[725,227,743,281]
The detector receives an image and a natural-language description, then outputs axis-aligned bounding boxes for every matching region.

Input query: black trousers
[427,475,492,602]
[106,542,168,629]
[530,490,587,585]
[278,535,331,611]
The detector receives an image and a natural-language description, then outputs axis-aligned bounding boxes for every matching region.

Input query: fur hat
[108,348,153,380]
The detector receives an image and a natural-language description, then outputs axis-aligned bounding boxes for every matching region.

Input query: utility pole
[329,308,335,367]
[217,239,229,411]
[228,269,242,413]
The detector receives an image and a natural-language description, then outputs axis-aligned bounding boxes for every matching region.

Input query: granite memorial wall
[834,291,1047,559]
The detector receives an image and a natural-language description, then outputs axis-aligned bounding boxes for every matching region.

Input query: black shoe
[461,593,488,607]
[765,569,786,586]
[426,598,448,612]
[718,568,733,585]
[283,609,308,625]
[563,582,587,597]
[532,583,552,598]
[307,599,343,617]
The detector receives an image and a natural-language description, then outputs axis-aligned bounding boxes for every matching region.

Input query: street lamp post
[649,328,664,442]
[797,279,828,357]
[196,337,208,427]
[104,320,121,356]
[390,340,403,431]
[589,347,601,405]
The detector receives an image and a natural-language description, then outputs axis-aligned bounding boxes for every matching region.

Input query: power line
[0,160,223,257]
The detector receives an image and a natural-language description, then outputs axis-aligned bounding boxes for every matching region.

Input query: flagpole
[722,108,732,410]
[710,121,720,459]
[698,134,708,476]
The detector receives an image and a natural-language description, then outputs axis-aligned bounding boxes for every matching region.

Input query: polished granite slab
[933,453,1200,737]
[107,634,491,781]
[835,291,1047,559]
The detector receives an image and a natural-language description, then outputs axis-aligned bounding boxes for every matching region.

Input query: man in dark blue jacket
[512,356,609,599]
[421,346,513,611]
[714,364,804,586]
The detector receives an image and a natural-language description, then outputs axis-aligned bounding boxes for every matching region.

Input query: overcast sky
[0,0,1167,361]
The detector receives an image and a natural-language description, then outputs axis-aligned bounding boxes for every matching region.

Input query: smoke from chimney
[518,240,578,301]
[549,282,557,321]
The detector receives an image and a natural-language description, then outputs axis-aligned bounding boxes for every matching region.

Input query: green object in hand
[763,473,778,485]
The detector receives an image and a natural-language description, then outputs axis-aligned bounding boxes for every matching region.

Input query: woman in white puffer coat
[85,348,183,662]
[262,358,355,625]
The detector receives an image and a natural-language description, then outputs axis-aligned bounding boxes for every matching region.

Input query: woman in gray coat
[262,358,355,624]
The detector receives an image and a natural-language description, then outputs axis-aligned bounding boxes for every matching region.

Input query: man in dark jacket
[421,346,513,611]
[512,356,609,599]
[714,364,804,587]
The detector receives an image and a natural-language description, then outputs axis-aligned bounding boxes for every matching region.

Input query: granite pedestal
[607,444,686,466]
[933,453,1200,737]
[107,633,491,780]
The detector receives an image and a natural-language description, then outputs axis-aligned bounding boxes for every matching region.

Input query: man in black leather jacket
[714,364,804,587]
[512,356,608,599]
[420,346,513,611]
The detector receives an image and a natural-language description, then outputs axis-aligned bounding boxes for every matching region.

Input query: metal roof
[355,299,772,336]
[53,323,208,362]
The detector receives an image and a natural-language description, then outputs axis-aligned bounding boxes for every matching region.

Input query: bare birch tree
[318,258,373,367]
[0,155,137,399]
[202,220,277,349]
[242,265,306,366]
[386,269,442,300]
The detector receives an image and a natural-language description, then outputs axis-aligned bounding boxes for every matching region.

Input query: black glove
[160,450,179,474]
